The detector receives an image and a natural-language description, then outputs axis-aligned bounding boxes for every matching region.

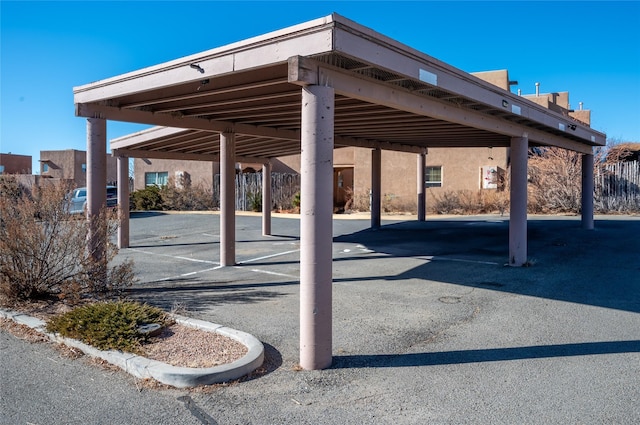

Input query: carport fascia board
[289,56,602,154]
[72,15,340,104]
[328,24,605,147]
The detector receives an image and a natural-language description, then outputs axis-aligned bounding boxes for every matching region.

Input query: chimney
[579,102,583,111]
[535,82,540,97]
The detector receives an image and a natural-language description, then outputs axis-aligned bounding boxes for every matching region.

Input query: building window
[82,163,87,173]
[0,165,4,174]
[145,171,169,187]
[43,163,49,173]
[425,166,442,188]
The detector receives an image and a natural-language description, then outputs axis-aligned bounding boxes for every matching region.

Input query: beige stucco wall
[471,69,511,90]
[40,149,116,188]
[133,156,302,191]
[0,153,32,174]
[133,158,218,191]
[279,145,508,212]
[522,92,569,114]
[352,147,508,212]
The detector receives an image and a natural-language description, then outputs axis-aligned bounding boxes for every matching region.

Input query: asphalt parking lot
[2,211,639,424]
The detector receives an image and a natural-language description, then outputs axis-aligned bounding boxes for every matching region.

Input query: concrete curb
[0,309,264,389]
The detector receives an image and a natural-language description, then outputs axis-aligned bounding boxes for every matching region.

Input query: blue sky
[2,1,639,173]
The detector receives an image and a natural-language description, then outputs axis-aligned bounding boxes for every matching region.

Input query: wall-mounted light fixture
[189,63,205,74]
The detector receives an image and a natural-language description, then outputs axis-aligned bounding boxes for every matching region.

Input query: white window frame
[145,171,169,187]
[425,165,442,188]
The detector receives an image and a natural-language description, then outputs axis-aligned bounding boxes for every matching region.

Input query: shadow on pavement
[127,279,295,311]
[332,340,640,369]
[334,217,640,314]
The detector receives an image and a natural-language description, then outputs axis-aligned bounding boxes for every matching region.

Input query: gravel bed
[142,323,247,368]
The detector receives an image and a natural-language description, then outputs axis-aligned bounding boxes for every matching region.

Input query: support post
[371,148,382,230]
[262,161,272,236]
[86,118,107,263]
[581,152,594,230]
[117,155,130,249]
[300,85,334,370]
[509,136,528,266]
[417,151,426,221]
[220,132,236,266]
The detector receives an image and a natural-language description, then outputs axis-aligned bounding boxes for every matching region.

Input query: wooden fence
[214,172,300,211]
[595,160,640,212]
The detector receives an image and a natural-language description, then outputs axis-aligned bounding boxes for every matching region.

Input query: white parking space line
[236,249,300,265]
[158,266,224,282]
[243,268,299,280]
[128,248,219,265]
[130,247,298,282]
[420,255,500,266]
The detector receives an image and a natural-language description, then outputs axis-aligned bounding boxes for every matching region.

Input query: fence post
[582,152,594,230]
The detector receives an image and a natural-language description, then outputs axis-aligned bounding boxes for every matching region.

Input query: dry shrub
[0,178,135,304]
[430,189,508,215]
[351,191,371,212]
[382,194,417,214]
[527,147,583,213]
[160,178,216,211]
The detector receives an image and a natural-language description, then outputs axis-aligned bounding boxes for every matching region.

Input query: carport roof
[74,13,605,159]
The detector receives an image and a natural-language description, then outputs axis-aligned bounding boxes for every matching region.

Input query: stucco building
[40,149,117,188]
[0,153,32,175]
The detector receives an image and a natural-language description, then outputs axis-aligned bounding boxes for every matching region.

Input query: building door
[333,167,354,211]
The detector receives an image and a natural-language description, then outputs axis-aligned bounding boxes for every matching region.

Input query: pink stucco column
[220,132,236,266]
[262,161,272,236]
[86,118,107,261]
[509,136,528,266]
[581,152,594,230]
[417,152,426,221]
[371,148,381,229]
[117,155,130,249]
[300,85,334,370]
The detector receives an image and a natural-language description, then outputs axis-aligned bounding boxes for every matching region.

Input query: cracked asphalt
[2,212,639,424]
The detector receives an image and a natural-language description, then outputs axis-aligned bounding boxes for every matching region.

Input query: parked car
[68,186,118,214]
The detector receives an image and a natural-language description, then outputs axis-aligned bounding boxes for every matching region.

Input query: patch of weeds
[46,301,171,354]
[0,318,49,343]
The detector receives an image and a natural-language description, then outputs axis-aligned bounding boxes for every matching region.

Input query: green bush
[292,192,301,210]
[46,301,170,353]
[247,191,262,212]
[130,185,164,210]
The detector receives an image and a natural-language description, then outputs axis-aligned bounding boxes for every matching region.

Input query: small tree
[0,178,135,304]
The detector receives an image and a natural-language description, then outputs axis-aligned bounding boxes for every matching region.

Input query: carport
[73,14,605,370]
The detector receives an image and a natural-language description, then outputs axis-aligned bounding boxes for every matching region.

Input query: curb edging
[0,309,264,389]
